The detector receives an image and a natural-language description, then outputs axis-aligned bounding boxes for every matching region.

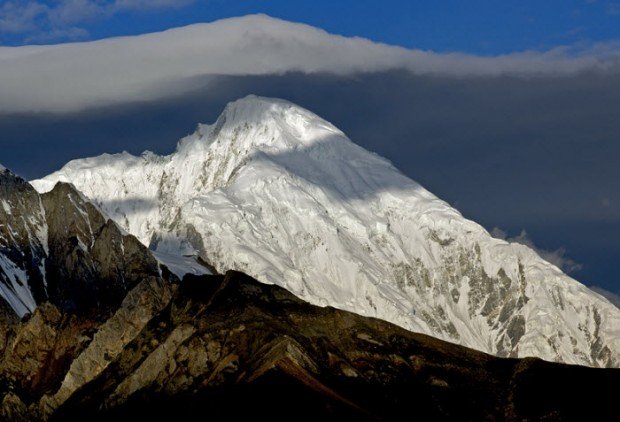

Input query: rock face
[0,168,47,317]
[32,96,620,367]
[0,169,165,319]
[41,182,161,317]
[0,270,615,420]
[0,167,177,418]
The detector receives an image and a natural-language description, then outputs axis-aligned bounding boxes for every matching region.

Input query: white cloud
[0,1,48,34]
[47,0,106,26]
[491,228,583,274]
[113,0,195,10]
[590,286,620,308]
[2,15,620,113]
[0,0,194,41]
[24,26,90,43]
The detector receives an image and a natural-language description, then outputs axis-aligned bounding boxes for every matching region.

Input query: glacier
[32,95,620,367]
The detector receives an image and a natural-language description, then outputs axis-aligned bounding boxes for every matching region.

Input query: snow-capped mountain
[32,96,620,367]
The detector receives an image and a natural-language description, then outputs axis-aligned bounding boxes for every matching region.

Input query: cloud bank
[491,228,583,274]
[2,14,620,113]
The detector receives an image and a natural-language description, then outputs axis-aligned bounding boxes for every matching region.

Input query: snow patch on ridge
[0,254,36,317]
[152,250,211,279]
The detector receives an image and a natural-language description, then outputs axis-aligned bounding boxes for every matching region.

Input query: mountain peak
[178,95,345,155]
[221,95,301,121]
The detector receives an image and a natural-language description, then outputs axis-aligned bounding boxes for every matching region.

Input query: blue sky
[2,0,620,53]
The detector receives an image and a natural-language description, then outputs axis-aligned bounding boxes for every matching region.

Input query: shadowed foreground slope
[1,270,614,421]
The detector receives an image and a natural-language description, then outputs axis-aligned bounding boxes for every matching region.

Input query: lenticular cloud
[1,14,620,113]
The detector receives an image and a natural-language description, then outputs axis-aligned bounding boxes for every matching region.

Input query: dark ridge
[48,271,619,421]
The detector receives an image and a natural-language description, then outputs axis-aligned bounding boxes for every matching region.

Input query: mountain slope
[1,270,618,420]
[32,96,620,367]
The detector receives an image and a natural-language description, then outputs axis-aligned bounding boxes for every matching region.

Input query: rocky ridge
[0,270,617,420]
